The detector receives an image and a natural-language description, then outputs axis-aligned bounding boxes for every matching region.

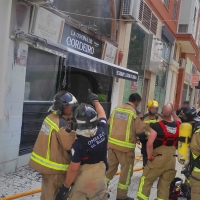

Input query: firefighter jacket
[191,128,200,173]
[29,113,76,174]
[108,102,144,152]
[136,113,162,140]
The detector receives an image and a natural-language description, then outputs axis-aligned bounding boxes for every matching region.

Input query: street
[0,147,185,200]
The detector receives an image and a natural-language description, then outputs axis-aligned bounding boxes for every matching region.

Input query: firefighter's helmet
[147,100,159,109]
[49,91,78,115]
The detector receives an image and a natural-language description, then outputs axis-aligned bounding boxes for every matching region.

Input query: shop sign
[30,7,65,44]
[131,81,138,91]
[115,69,138,81]
[61,24,102,59]
[102,42,117,64]
[192,74,199,86]
[185,72,191,84]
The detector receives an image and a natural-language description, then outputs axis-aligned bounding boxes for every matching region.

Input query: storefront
[154,26,174,111]
[16,7,138,155]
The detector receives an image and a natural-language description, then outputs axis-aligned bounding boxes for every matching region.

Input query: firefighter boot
[116,197,134,200]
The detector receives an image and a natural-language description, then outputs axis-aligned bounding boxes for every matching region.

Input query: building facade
[1,0,200,174]
[0,0,137,174]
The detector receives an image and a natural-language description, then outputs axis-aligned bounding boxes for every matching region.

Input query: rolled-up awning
[12,30,138,81]
[66,48,138,81]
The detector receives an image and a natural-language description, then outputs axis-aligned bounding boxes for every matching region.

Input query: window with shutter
[138,0,158,35]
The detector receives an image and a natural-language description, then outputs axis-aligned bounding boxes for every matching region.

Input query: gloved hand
[55,184,70,200]
[88,89,99,104]
[66,127,72,133]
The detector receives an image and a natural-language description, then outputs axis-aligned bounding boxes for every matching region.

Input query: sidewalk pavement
[0,147,185,200]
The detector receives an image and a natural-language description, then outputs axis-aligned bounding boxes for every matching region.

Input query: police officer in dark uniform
[56,89,108,200]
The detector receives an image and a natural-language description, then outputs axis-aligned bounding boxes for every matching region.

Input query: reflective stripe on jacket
[29,114,75,174]
[108,103,140,152]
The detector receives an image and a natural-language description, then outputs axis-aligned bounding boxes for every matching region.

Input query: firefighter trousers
[190,171,200,200]
[106,148,135,199]
[137,154,176,200]
[40,173,67,200]
[69,162,108,200]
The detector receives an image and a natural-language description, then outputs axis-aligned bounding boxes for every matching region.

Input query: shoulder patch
[115,111,128,120]
[41,122,50,135]
[71,148,75,156]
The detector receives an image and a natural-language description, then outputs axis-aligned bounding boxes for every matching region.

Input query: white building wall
[0,0,30,174]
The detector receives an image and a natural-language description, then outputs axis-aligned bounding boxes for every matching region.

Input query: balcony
[177,0,199,54]
[176,34,199,54]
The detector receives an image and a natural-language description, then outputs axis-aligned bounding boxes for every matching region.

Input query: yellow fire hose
[1,155,143,199]
[1,168,143,200]
[0,189,42,200]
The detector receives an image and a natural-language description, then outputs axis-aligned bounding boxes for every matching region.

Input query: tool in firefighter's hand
[55,184,71,200]
[178,123,192,166]
[87,89,99,104]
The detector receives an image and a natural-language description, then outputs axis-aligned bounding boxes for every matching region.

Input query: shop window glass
[64,68,113,103]
[123,23,146,109]
[155,62,168,88]
[123,78,143,105]
[182,83,188,103]
[53,0,113,37]
[24,48,59,101]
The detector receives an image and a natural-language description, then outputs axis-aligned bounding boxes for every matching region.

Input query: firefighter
[176,101,190,116]
[29,91,78,200]
[180,107,200,199]
[106,93,143,200]
[137,100,162,167]
[56,89,108,200]
[136,103,181,200]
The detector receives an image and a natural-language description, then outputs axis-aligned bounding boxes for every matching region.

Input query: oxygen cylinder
[178,123,192,166]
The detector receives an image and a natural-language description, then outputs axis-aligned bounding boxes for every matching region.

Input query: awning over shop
[162,26,175,45]
[66,48,138,81]
[12,31,138,82]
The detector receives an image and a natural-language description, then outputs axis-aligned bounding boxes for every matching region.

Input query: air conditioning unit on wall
[122,0,141,21]
[26,0,53,5]
[122,0,135,20]
[179,58,186,68]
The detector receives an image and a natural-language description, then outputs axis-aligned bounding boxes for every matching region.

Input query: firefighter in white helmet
[29,91,78,200]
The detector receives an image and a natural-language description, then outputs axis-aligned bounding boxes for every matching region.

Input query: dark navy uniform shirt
[71,118,108,166]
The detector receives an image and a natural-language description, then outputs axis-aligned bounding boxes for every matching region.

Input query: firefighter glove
[55,184,70,200]
[88,89,99,104]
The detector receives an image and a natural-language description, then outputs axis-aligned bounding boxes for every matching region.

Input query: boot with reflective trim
[116,197,134,200]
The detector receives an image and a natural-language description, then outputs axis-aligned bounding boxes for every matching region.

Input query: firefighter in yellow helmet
[137,100,162,167]
[106,93,144,200]
[29,91,78,200]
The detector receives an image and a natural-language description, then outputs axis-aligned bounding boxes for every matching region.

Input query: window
[24,47,59,101]
[173,0,178,20]
[164,0,170,8]
[194,7,197,23]
[178,24,188,33]
[139,1,158,35]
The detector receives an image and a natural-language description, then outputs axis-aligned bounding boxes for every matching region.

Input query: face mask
[76,127,98,138]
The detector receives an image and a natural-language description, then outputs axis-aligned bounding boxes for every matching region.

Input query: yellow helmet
[147,100,159,109]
